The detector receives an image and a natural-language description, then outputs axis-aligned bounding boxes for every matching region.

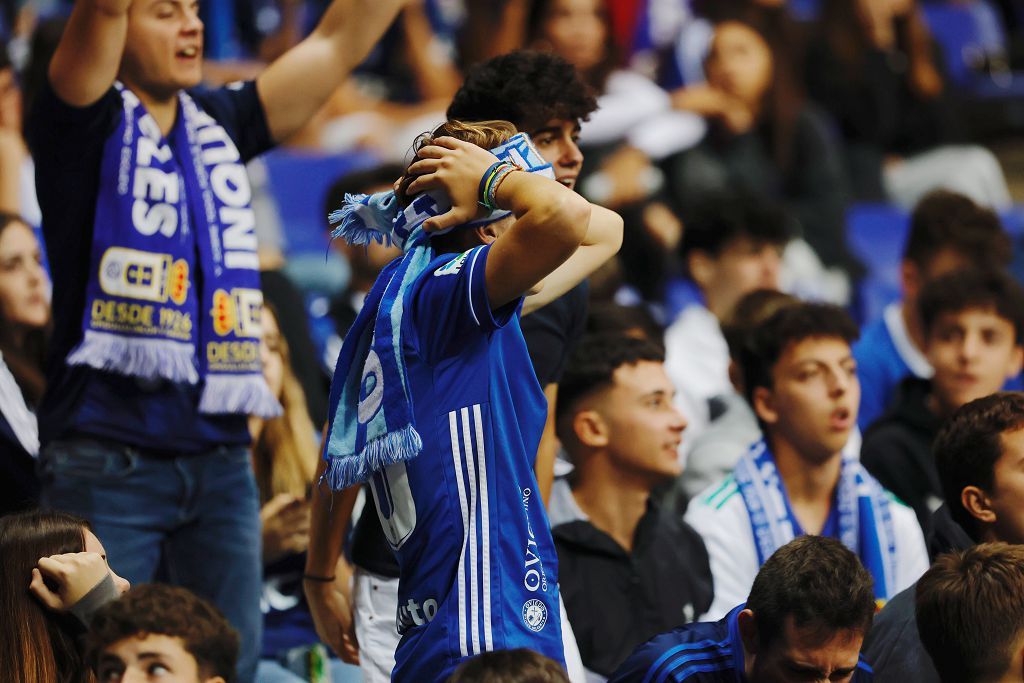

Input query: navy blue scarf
[67,84,280,417]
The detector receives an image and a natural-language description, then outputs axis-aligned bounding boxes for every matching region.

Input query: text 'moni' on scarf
[67,83,280,418]
[321,133,555,492]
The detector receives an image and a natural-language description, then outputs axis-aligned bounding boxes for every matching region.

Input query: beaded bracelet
[478,161,520,211]
[485,164,518,210]
[477,161,506,210]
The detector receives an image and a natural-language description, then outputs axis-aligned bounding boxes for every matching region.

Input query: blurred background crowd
[6,0,1024,681]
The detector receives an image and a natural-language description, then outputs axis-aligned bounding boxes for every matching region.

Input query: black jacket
[0,410,39,516]
[553,502,713,677]
[862,504,974,682]
[861,377,942,531]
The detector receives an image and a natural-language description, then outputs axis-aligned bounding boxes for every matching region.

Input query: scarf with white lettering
[734,439,899,602]
[67,84,280,417]
[321,133,552,490]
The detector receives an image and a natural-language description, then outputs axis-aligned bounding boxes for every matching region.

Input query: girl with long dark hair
[0,509,129,683]
[0,212,49,513]
[807,0,1011,208]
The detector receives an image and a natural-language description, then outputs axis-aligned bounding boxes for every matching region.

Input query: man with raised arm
[28,2,402,680]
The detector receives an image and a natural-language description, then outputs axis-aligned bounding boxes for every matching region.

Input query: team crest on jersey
[434,250,470,277]
[522,599,547,632]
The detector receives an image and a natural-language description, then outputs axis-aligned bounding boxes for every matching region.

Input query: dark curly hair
[447,51,597,134]
[556,333,666,427]
[934,392,1024,538]
[747,536,875,649]
[919,268,1024,345]
[739,302,860,407]
[87,584,239,683]
[917,543,1024,683]
[904,190,1010,271]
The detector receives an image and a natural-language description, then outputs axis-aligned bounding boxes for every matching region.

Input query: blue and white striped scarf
[322,133,553,490]
[734,439,899,602]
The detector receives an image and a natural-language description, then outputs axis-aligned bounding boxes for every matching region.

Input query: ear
[688,250,716,290]
[474,222,501,245]
[752,385,779,425]
[961,485,996,525]
[737,608,760,656]
[572,409,609,448]
[901,260,921,300]
[1008,345,1024,379]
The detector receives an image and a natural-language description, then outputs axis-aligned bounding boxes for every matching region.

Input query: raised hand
[29,552,113,612]
[405,137,501,233]
[261,493,312,563]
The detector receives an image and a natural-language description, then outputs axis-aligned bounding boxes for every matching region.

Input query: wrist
[302,572,336,583]
[478,161,520,211]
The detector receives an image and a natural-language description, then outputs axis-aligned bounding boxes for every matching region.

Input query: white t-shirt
[685,473,929,620]
[580,70,706,159]
[664,303,731,456]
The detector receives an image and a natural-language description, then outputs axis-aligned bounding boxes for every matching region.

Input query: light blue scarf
[734,439,899,602]
[322,133,553,490]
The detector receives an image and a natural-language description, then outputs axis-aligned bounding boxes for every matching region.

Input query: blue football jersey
[610,605,874,682]
[367,244,564,682]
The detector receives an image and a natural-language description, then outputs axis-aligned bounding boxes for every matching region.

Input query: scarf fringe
[330,193,397,246]
[67,330,200,384]
[322,424,423,491]
[199,374,283,418]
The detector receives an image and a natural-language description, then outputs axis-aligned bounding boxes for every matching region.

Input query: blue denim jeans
[40,437,262,683]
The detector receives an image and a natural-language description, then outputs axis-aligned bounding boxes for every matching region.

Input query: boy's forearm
[305,459,359,576]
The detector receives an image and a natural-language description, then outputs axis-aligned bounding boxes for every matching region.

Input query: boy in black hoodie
[861,269,1024,529]
[864,391,1024,682]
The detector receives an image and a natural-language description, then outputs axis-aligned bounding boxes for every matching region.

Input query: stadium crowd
[4,0,1024,681]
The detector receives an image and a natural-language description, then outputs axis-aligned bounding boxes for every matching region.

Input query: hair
[395,120,518,255]
[0,212,49,406]
[820,0,942,100]
[739,302,860,406]
[584,302,663,347]
[903,190,1009,271]
[746,535,875,649]
[680,191,790,262]
[721,288,799,363]
[918,268,1024,345]
[0,510,92,683]
[87,584,239,683]
[396,119,518,209]
[556,333,666,429]
[447,51,597,134]
[933,392,1024,537]
[446,648,570,683]
[525,0,619,91]
[705,8,807,173]
[916,543,1024,683]
[251,304,318,504]
[322,163,406,233]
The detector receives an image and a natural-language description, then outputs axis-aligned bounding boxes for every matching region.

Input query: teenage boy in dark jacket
[862,269,1024,529]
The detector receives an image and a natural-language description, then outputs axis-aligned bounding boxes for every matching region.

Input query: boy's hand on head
[30,552,110,612]
[405,137,500,233]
